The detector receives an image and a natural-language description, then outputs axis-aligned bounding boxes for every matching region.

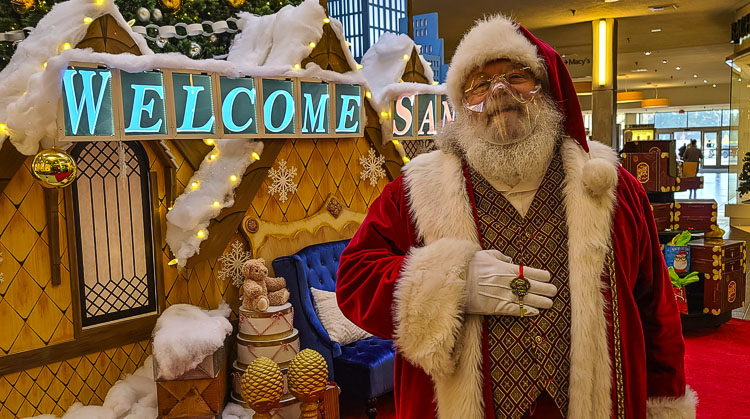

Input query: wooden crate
[689,239,746,315]
[155,346,227,418]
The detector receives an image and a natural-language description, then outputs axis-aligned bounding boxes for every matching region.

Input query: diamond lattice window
[70,141,157,327]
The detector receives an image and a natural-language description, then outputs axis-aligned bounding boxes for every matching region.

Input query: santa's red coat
[336,139,696,418]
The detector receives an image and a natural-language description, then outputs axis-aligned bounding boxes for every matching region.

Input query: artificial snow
[165,138,262,266]
[26,356,157,419]
[222,403,254,419]
[360,32,436,111]
[152,302,232,380]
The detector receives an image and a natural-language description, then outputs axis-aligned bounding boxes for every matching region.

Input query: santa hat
[446,15,589,153]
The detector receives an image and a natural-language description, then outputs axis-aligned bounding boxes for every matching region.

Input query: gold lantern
[241,357,284,419]
[31,148,77,188]
[288,349,328,419]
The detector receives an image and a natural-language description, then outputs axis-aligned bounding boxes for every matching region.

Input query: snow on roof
[361,32,437,112]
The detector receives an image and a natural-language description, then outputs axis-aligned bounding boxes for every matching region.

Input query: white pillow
[310,287,372,346]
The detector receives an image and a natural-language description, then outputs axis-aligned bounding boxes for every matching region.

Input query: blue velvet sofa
[272,239,395,418]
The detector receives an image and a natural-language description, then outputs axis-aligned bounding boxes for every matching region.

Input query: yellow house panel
[0,193,16,235]
[1,212,38,262]
[17,183,46,233]
[5,268,43,319]
[9,323,45,355]
[24,238,52,287]
[3,161,34,206]
[26,292,64,343]
[44,265,72,312]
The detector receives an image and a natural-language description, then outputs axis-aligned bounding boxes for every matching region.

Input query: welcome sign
[59,63,364,141]
[392,93,454,140]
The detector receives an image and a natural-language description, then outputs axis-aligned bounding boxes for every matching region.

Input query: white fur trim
[403,151,479,245]
[446,14,545,111]
[561,138,619,418]
[647,386,698,419]
[400,139,620,417]
[393,238,480,377]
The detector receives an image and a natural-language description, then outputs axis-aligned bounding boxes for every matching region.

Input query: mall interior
[0,0,748,418]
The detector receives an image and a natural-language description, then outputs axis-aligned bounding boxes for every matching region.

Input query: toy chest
[689,239,746,315]
[651,203,673,231]
[673,200,717,232]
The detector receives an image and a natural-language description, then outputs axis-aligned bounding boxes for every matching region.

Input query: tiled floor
[674,171,750,320]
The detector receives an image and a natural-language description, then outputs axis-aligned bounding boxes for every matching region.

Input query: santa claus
[336,15,696,419]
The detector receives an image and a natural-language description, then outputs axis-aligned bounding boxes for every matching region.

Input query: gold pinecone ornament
[11,0,35,14]
[288,349,328,419]
[241,357,284,419]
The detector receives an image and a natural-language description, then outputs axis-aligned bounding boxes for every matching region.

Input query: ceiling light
[651,28,662,32]
[726,60,741,73]
[693,74,698,78]
[632,68,649,73]
[704,80,708,83]
[662,59,668,64]
[712,84,717,88]
[644,51,651,56]
[675,66,681,70]
[604,0,619,2]
[642,98,669,107]
[649,4,677,12]
[617,91,643,103]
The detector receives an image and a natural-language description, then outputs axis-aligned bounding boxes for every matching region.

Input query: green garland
[0,0,302,71]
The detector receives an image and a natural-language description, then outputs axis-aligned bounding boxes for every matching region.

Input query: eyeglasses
[463,66,540,110]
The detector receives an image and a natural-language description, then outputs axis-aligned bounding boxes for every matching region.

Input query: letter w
[63,69,111,135]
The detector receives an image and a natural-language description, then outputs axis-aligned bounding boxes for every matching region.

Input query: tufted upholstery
[273,240,395,401]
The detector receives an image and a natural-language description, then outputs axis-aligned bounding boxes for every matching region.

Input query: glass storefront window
[655,112,688,129]
[638,113,655,124]
[688,110,722,127]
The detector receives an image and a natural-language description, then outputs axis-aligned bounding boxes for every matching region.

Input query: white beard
[438,93,564,187]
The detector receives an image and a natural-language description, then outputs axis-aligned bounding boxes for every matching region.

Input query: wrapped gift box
[155,345,227,418]
[689,239,746,315]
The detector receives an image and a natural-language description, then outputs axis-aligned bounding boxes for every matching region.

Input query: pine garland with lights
[0,0,302,71]
[738,152,750,202]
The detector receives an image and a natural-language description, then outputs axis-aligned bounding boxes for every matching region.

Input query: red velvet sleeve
[336,176,417,339]
[630,173,687,398]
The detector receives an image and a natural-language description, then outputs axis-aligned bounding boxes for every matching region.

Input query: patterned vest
[468,152,572,419]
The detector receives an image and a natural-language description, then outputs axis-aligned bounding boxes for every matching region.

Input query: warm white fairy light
[83,17,93,24]
[191,181,199,190]
[402,54,409,61]
[213,201,220,208]
[62,42,72,51]
[309,42,316,48]
[323,18,330,23]
[197,230,205,238]
[293,63,301,70]
[365,91,372,99]
[392,140,400,146]
[203,138,215,146]
[208,153,217,160]
[251,152,260,160]
[230,174,238,183]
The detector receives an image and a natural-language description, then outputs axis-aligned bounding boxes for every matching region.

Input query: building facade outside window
[328,0,407,61]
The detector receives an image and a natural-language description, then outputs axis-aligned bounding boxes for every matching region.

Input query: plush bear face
[242,258,268,280]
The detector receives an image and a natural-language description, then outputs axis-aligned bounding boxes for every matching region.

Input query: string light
[392,140,400,146]
[0,124,8,135]
[96,0,104,4]
[402,54,409,61]
[380,111,388,118]
[208,153,217,160]
[251,152,260,160]
[230,174,238,182]
[432,81,439,85]
[62,42,72,50]
[365,91,372,99]
[308,42,316,48]
[203,138,215,146]
[402,157,410,163]
[213,201,221,208]
[168,258,179,266]
[167,206,173,211]
[43,62,47,69]
[191,181,199,190]
[127,19,136,26]
[323,18,330,23]
[293,63,301,70]
[83,17,93,24]
[197,230,205,238]
[356,64,363,69]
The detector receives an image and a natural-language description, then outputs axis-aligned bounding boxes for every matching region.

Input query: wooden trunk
[650,203,673,231]
[677,176,703,191]
[621,150,675,193]
[673,200,718,232]
[155,346,227,418]
[689,239,746,315]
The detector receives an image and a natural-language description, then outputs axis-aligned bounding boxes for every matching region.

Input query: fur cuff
[392,238,480,377]
[647,386,697,419]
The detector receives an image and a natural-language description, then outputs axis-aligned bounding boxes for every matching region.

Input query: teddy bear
[241,258,290,312]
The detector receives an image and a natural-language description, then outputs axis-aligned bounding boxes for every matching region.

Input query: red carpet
[684,319,750,419]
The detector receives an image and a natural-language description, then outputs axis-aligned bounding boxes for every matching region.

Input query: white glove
[465,249,558,317]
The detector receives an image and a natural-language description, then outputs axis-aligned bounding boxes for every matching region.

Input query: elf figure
[335,15,696,419]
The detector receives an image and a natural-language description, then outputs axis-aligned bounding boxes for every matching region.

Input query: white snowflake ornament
[217,240,251,287]
[359,149,386,187]
[268,160,298,203]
